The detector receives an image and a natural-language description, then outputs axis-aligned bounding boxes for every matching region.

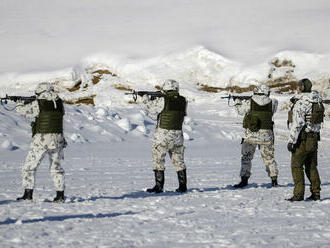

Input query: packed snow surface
[1,0,330,248]
[1,96,330,248]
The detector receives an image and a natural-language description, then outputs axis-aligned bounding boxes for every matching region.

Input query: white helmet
[35,82,54,95]
[162,79,179,91]
[253,84,270,96]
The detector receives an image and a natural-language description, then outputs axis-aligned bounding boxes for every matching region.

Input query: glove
[287,142,295,152]
[234,98,242,105]
[141,94,150,103]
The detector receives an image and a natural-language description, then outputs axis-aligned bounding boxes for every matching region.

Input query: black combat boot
[176,169,187,193]
[271,176,278,187]
[53,191,65,203]
[17,189,33,201]
[286,196,304,202]
[147,170,164,193]
[234,177,249,188]
[306,193,320,201]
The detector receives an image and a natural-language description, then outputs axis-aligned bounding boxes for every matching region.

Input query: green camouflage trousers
[291,137,321,198]
[240,141,279,178]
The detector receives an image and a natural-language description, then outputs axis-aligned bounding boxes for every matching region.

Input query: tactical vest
[287,99,324,126]
[31,99,64,137]
[243,99,273,132]
[158,91,186,130]
[309,102,325,124]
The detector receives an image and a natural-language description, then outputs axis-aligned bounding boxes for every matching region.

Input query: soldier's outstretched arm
[234,98,250,116]
[141,95,165,118]
[15,100,40,120]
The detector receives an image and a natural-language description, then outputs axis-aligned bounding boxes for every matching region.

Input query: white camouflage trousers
[22,134,65,191]
[152,128,186,172]
[240,141,278,178]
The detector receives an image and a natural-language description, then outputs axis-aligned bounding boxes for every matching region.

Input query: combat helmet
[162,79,179,91]
[35,82,54,95]
[253,84,270,96]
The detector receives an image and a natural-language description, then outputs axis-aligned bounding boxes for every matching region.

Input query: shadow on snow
[70,190,190,202]
[219,182,294,190]
[61,182,328,202]
[2,182,330,205]
[67,187,222,202]
[0,199,16,205]
[0,211,136,225]
[68,184,285,202]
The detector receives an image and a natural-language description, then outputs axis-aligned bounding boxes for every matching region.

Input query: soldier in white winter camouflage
[141,79,188,193]
[15,82,67,203]
[286,78,323,202]
[233,84,279,188]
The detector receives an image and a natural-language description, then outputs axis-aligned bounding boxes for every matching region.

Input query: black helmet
[297,78,312,93]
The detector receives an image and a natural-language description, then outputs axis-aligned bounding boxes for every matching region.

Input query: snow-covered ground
[1,0,330,247]
[1,97,330,248]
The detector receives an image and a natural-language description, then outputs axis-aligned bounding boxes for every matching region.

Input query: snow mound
[1,139,18,151]
[1,47,330,108]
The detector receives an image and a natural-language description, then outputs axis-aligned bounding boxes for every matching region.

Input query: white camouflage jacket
[16,91,66,150]
[288,91,322,145]
[235,94,278,144]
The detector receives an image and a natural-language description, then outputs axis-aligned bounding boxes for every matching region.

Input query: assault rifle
[125,90,165,102]
[221,94,251,106]
[0,95,36,111]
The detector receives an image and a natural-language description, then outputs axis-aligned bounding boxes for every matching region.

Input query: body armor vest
[32,99,64,136]
[243,99,273,132]
[158,91,186,130]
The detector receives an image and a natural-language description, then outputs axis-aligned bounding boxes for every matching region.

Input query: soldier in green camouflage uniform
[141,79,188,193]
[286,78,323,201]
[15,82,67,202]
[233,84,279,188]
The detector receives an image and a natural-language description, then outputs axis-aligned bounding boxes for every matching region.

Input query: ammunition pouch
[309,102,325,124]
[243,113,261,132]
